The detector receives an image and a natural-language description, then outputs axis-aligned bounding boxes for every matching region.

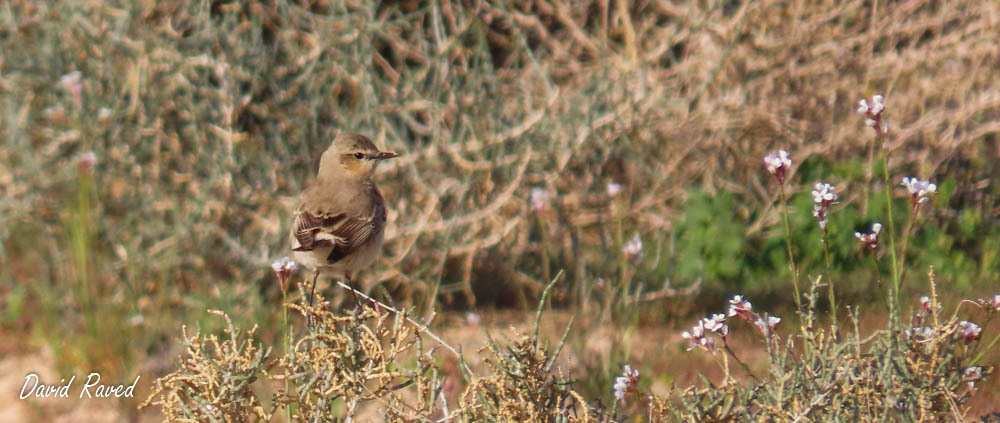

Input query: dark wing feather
[324,215,375,263]
[292,210,345,250]
[292,205,382,265]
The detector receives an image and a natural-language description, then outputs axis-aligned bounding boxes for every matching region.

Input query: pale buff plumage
[291,133,397,304]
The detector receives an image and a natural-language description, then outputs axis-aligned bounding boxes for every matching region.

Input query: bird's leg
[307,269,320,329]
[345,271,362,309]
[308,268,320,307]
[344,272,374,319]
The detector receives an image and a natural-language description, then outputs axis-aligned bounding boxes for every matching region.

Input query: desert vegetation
[1,0,998,421]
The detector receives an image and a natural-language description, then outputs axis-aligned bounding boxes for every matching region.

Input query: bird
[290,133,398,308]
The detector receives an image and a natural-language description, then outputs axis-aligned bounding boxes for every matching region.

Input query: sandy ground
[0,344,126,422]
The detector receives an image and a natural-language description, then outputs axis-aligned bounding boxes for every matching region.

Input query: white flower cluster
[854,222,882,251]
[857,94,888,135]
[702,314,729,337]
[726,295,780,338]
[727,295,754,320]
[957,321,982,345]
[981,294,1000,312]
[623,233,644,261]
[607,182,624,197]
[271,256,298,293]
[529,187,549,211]
[682,313,729,353]
[58,70,84,107]
[904,326,935,341]
[764,150,792,184]
[919,296,931,311]
[963,366,986,393]
[682,295,783,355]
[76,151,98,170]
[613,364,640,402]
[271,256,297,273]
[682,319,716,353]
[811,182,837,231]
[912,296,935,327]
[754,315,781,337]
[901,177,936,211]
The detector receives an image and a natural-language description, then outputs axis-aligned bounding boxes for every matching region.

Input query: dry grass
[1,0,999,420]
[2,0,996,309]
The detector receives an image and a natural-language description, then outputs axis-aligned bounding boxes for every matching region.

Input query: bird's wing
[291,191,384,264]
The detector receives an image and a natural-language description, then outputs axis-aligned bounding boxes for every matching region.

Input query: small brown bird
[291,133,398,306]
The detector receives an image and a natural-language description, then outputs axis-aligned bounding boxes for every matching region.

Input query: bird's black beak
[375,151,398,160]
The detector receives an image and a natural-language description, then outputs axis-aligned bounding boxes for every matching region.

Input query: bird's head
[318,133,398,181]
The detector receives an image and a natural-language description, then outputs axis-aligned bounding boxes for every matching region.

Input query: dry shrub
[140,269,1000,421]
[274,298,440,422]
[658,273,994,422]
[143,282,612,422]
[3,0,996,315]
[459,327,597,422]
[143,299,445,422]
[139,310,272,422]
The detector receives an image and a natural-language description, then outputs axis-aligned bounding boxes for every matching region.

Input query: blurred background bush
[0,0,997,398]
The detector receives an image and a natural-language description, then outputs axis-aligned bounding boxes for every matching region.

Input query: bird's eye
[354,153,365,160]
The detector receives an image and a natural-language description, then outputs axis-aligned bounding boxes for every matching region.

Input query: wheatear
[291,133,397,306]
